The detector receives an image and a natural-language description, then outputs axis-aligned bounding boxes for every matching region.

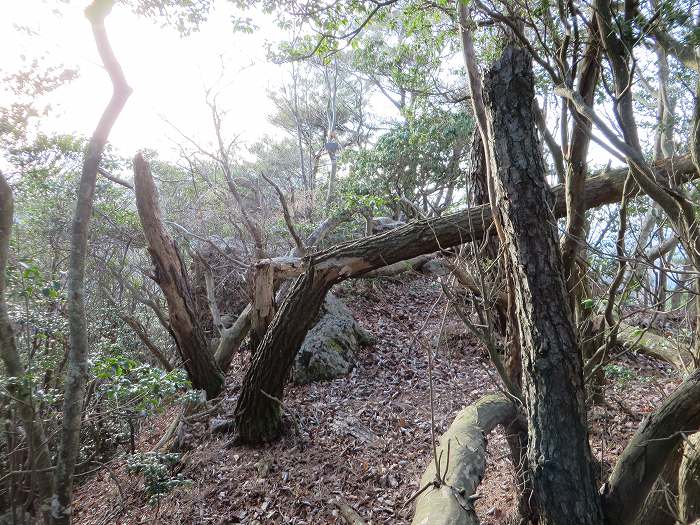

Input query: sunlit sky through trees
[1,1,400,164]
[2,0,624,173]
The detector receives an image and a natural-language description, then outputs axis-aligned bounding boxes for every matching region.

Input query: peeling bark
[133,154,224,399]
[249,260,275,353]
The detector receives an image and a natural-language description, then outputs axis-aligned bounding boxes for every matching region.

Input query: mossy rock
[292,293,373,384]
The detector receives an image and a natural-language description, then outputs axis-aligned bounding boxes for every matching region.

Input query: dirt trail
[73,277,681,524]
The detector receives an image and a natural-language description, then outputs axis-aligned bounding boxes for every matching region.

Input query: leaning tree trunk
[483,46,603,524]
[233,153,698,444]
[234,266,333,442]
[634,444,682,525]
[52,2,131,523]
[678,433,700,524]
[603,367,700,524]
[133,154,224,399]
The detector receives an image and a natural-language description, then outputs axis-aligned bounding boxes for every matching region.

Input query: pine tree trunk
[234,266,332,443]
[483,46,603,525]
[233,152,698,444]
[469,128,533,522]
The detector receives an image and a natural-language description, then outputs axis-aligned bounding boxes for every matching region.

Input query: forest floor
[73,276,682,525]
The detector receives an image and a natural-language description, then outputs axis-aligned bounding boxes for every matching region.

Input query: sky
[1,0,301,163]
[1,0,622,174]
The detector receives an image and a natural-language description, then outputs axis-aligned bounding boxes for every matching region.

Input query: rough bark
[0,175,54,518]
[230,148,697,443]
[602,368,700,524]
[233,153,697,444]
[52,2,132,522]
[483,46,603,525]
[679,433,700,524]
[234,266,333,443]
[411,394,517,525]
[133,154,224,399]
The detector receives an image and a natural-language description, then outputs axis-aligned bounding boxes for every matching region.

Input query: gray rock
[292,293,373,384]
[210,417,236,434]
[371,216,406,234]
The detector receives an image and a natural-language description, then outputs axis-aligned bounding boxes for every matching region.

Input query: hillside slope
[73,277,681,524]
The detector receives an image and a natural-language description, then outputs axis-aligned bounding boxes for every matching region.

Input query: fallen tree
[411,394,517,525]
[232,153,698,443]
[617,323,694,370]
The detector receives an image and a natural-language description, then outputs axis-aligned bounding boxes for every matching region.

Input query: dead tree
[411,394,517,525]
[133,154,225,399]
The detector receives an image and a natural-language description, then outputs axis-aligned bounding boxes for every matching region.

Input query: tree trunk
[560,34,601,282]
[133,154,224,399]
[325,154,338,207]
[248,260,276,353]
[634,444,682,525]
[52,2,131,523]
[234,266,332,443]
[603,368,700,524]
[233,153,697,444]
[483,46,603,525]
[411,394,517,525]
[679,433,700,524]
[470,127,531,521]
[0,175,54,518]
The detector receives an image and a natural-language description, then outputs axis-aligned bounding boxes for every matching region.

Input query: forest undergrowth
[71,277,681,525]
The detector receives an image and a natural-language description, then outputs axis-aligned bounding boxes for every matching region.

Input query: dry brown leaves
[73,277,680,525]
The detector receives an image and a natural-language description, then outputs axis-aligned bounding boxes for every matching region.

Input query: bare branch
[260,172,306,255]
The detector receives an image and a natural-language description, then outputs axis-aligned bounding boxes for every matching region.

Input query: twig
[333,498,367,525]
[260,172,306,255]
